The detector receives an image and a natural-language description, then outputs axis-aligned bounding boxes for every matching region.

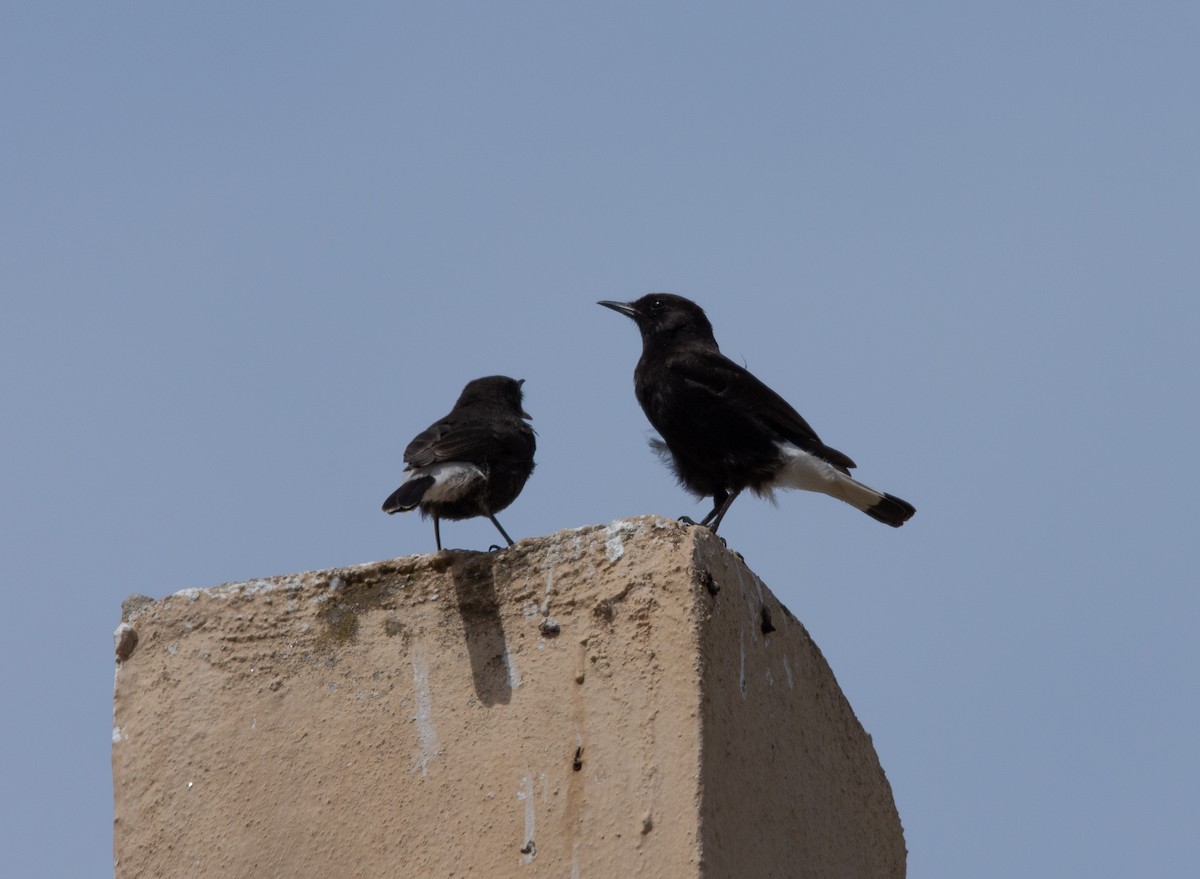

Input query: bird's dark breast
[636,373,783,495]
[485,457,535,513]
[485,422,537,514]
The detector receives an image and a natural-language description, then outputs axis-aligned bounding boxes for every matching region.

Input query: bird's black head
[597,293,717,347]
[455,375,532,419]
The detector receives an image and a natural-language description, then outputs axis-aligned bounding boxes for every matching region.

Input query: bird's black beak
[598,300,638,319]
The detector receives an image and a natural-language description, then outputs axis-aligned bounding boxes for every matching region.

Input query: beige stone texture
[112,516,905,878]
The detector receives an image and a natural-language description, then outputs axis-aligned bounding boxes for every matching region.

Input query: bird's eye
[650,299,665,313]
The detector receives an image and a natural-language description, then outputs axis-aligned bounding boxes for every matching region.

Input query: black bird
[598,294,915,534]
[382,375,536,551]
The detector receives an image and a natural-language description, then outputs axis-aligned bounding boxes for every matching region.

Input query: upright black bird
[598,294,915,533]
[382,375,536,551]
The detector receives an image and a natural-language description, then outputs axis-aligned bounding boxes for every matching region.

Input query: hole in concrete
[761,605,776,635]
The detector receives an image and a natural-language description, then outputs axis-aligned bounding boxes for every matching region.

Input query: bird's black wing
[671,351,857,471]
[403,417,494,468]
[403,415,534,469]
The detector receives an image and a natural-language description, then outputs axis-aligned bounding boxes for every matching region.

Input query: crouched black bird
[382,375,536,551]
[598,294,915,534]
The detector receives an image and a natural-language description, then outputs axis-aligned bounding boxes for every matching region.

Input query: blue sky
[3,4,1197,876]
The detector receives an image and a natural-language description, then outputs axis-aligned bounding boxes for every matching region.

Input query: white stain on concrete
[410,653,439,775]
[783,654,794,689]
[504,647,521,690]
[739,627,747,698]
[734,566,760,635]
[112,726,125,744]
[517,773,536,863]
[749,569,765,604]
[605,519,640,563]
[542,547,557,614]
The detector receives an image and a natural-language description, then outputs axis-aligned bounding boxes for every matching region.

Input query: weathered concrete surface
[112,516,905,878]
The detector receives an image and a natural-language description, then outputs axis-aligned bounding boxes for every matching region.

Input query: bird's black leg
[705,489,742,534]
[487,514,515,550]
[433,516,442,552]
[697,490,731,527]
[681,490,728,528]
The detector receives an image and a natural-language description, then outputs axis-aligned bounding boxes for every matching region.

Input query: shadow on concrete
[449,552,513,706]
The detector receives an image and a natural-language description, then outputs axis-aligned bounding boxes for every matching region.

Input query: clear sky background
[3,3,1197,876]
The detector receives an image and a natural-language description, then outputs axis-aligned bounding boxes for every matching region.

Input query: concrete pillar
[112,516,904,878]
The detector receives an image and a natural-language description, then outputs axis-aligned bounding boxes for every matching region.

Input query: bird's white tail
[778,445,915,527]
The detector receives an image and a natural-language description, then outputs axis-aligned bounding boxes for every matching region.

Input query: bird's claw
[678,515,727,546]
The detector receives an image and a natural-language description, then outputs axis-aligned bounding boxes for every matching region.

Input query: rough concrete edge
[111,517,689,648]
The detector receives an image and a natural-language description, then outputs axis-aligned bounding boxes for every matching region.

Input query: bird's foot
[679,515,727,546]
